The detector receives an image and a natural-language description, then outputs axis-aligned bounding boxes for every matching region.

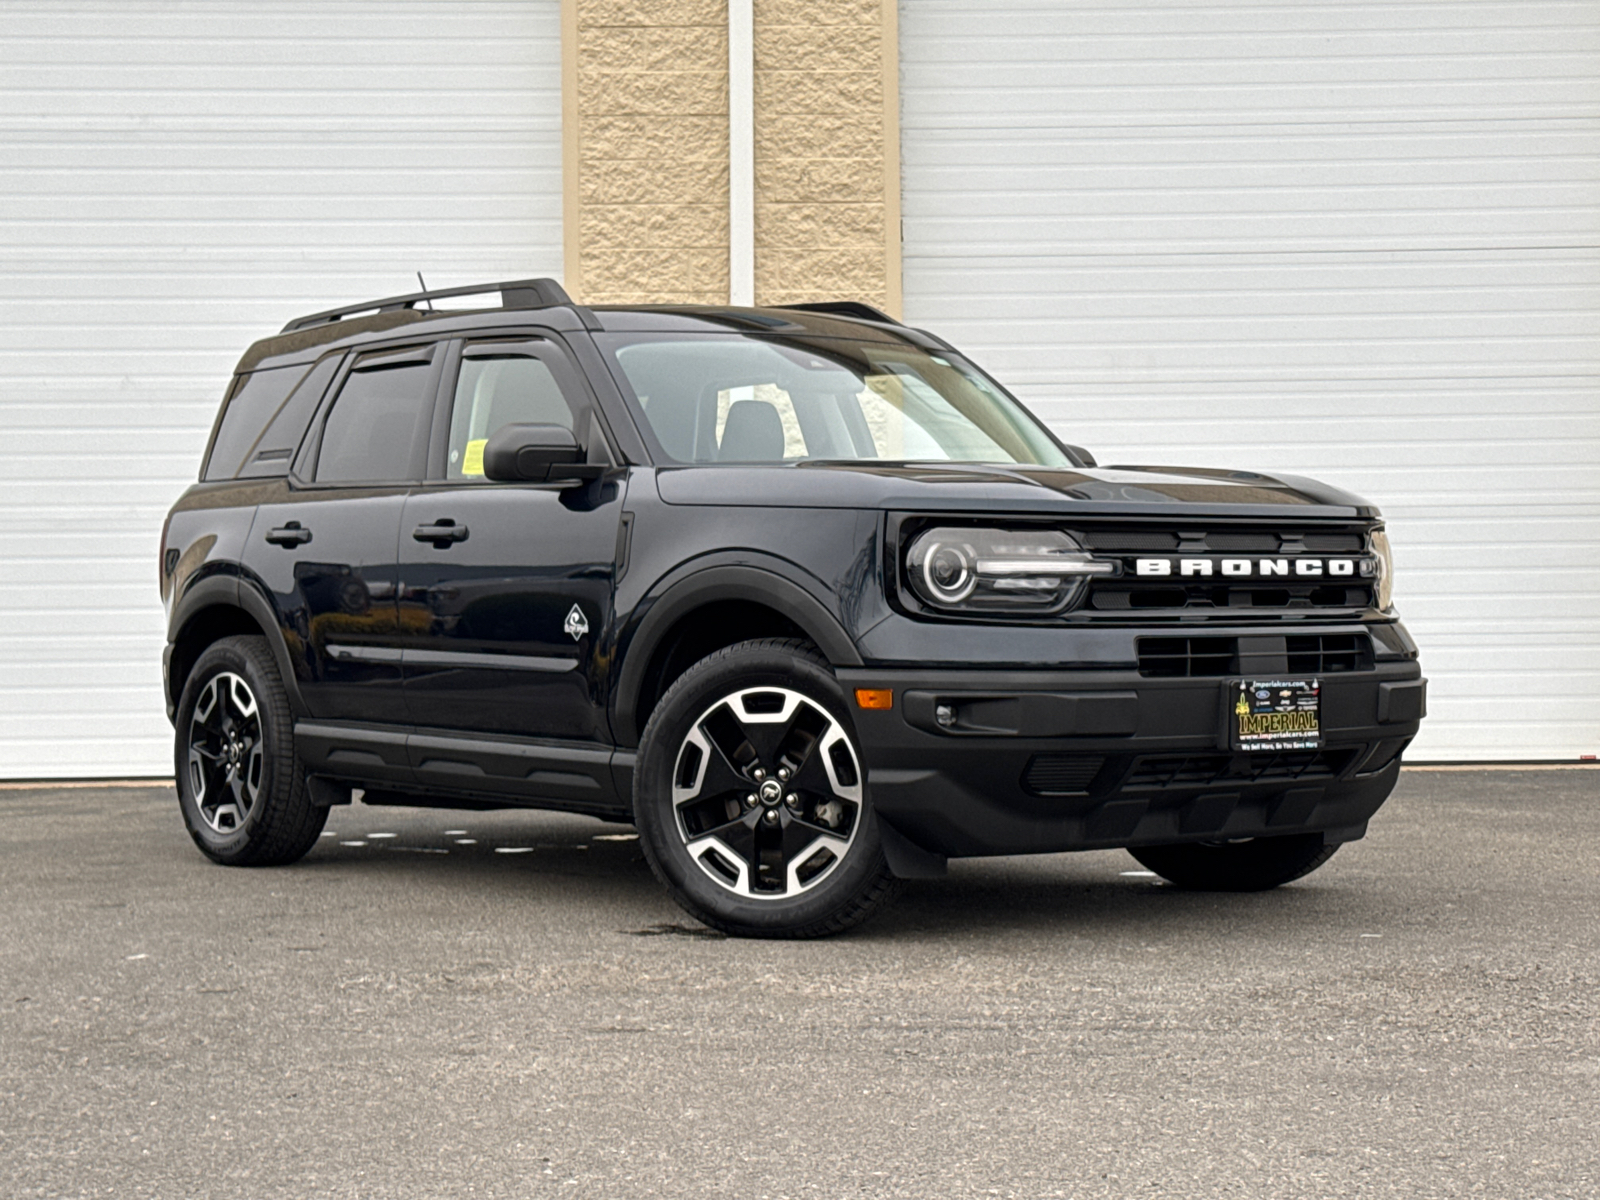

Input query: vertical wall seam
[559,0,582,298]
[728,0,754,306]
[883,0,902,318]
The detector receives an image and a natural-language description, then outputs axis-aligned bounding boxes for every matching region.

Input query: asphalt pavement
[2,767,1597,1199]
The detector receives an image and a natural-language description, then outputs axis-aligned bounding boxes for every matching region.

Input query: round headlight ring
[920,540,978,604]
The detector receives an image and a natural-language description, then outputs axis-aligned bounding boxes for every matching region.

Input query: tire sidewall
[634,643,887,934]
[174,638,291,862]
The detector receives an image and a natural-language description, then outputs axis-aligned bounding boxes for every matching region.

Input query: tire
[174,634,326,866]
[633,638,898,938]
[1128,833,1339,892]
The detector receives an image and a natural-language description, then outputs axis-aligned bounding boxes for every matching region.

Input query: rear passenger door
[397,335,625,747]
[245,341,443,726]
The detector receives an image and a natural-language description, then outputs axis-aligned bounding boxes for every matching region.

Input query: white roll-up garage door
[901,1,1600,761]
[0,1,562,778]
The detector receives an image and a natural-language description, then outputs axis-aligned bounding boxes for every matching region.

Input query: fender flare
[611,562,862,745]
[169,572,310,717]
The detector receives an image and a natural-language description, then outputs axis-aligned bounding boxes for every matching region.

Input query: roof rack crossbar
[281,277,573,334]
[776,300,903,326]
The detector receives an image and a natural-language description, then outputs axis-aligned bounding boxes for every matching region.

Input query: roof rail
[776,300,903,326]
[281,277,574,334]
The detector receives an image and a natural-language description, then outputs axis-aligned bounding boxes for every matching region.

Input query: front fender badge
[564,605,589,641]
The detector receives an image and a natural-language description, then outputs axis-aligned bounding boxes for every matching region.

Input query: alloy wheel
[186,671,264,834]
[671,686,862,900]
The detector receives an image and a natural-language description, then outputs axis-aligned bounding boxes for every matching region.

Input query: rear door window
[313,345,440,484]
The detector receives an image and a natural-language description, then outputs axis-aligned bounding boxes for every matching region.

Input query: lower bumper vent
[1138,633,1374,677]
[1125,751,1349,790]
[1023,754,1105,796]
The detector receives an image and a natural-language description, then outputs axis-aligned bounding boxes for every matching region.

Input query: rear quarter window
[234,355,341,479]
[203,364,310,481]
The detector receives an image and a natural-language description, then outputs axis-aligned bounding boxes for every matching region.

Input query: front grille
[1070,522,1375,619]
[1138,636,1238,677]
[1023,754,1105,796]
[1286,634,1371,674]
[1303,532,1364,553]
[1205,532,1282,553]
[1080,530,1181,552]
[1080,527,1363,555]
[1124,751,1350,790]
[1092,584,1374,612]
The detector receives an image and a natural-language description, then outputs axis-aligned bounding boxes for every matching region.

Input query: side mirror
[482,424,604,485]
[1061,443,1097,468]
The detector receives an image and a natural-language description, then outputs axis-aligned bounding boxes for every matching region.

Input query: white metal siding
[901,1,1600,760]
[0,1,562,778]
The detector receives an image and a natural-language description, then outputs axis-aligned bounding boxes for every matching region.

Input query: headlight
[904,526,1112,615]
[1369,526,1394,610]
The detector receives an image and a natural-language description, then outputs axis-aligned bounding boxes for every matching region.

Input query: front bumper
[839,661,1424,859]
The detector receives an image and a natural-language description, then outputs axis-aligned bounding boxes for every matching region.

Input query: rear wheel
[633,639,897,938]
[1129,834,1339,892]
[174,635,326,866]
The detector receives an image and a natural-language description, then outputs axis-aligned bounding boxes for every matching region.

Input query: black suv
[161,278,1426,937]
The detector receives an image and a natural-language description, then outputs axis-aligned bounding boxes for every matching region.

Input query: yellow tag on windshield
[462,438,486,477]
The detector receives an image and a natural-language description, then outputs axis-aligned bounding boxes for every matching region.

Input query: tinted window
[314,353,436,483]
[203,364,308,481]
[235,355,341,479]
[446,350,577,480]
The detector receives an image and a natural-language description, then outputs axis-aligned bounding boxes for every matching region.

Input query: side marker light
[854,688,893,710]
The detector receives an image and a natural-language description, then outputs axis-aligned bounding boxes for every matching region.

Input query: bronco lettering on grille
[1133,557,1368,579]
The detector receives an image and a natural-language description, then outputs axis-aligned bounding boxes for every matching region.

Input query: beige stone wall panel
[755,248,887,306]
[583,158,728,205]
[754,25,879,72]
[756,110,881,161]
[568,0,897,309]
[581,114,727,161]
[583,203,729,250]
[579,70,728,116]
[584,248,729,294]
[577,0,723,27]
[584,25,725,72]
[593,291,729,306]
[755,69,881,114]
[756,202,882,248]
[755,156,881,205]
[755,0,877,26]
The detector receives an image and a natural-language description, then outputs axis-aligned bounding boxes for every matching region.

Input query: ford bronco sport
[161,278,1426,937]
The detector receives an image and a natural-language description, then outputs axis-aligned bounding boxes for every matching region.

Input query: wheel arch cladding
[615,566,863,746]
[169,580,307,718]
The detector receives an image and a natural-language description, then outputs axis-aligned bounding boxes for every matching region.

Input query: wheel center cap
[758,780,783,806]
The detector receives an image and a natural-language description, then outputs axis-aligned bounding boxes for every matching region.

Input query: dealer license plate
[1232,678,1323,752]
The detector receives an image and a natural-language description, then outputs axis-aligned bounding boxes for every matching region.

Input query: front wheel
[633,639,897,938]
[1128,833,1339,892]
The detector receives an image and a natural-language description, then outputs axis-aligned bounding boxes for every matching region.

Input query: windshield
[597,332,1070,467]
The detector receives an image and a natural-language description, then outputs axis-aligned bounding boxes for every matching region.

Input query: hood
[653,460,1376,519]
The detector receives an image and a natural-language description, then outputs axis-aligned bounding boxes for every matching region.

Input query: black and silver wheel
[175,634,326,866]
[186,669,264,836]
[1128,833,1339,892]
[634,639,896,938]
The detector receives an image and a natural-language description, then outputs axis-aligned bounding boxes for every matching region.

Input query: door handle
[413,520,469,548]
[265,522,312,547]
